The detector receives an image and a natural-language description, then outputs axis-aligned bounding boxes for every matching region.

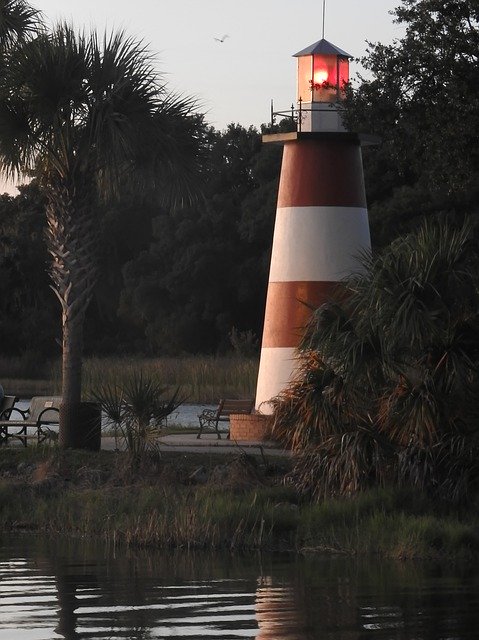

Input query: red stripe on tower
[255,137,370,412]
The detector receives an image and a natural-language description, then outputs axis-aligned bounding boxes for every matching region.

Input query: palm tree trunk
[62,315,83,407]
[60,310,84,448]
[45,180,98,449]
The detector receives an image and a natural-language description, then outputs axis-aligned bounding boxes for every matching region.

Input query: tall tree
[0,25,203,447]
[345,0,479,246]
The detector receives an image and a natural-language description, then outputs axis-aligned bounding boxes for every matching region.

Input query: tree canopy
[345,0,479,245]
[120,122,282,354]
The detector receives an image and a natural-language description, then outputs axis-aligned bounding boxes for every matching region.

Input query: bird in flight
[214,34,229,42]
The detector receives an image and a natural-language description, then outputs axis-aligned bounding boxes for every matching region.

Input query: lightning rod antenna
[322,0,326,39]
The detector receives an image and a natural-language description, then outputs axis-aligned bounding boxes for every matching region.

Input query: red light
[298,52,350,103]
[313,69,328,85]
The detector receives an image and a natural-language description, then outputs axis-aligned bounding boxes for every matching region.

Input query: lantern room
[294,38,351,103]
[293,38,352,132]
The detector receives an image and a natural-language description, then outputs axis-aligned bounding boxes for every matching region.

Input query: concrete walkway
[101,432,289,457]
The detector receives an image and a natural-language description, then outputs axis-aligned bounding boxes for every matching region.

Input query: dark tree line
[0,183,57,357]
[120,122,283,354]
[0,123,283,357]
[344,0,479,245]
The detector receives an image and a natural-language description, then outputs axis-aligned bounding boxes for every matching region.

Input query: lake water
[14,401,217,430]
[1,534,479,639]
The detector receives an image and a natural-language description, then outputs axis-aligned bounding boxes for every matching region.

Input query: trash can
[59,401,102,451]
[78,401,101,451]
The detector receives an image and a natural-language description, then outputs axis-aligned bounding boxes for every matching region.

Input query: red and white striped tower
[255,38,372,414]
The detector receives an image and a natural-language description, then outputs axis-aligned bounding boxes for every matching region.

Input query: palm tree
[0,24,203,447]
[271,221,479,499]
[0,0,40,54]
[307,222,479,442]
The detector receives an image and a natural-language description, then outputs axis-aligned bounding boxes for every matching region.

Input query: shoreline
[1,447,478,561]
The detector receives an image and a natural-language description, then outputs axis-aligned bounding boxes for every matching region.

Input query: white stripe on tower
[255,137,371,413]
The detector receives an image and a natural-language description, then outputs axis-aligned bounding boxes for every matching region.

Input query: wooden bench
[0,396,61,447]
[197,399,254,439]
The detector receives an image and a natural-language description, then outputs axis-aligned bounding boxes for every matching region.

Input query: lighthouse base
[229,413,272,442]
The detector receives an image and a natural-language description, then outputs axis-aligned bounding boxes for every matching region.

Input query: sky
[38,0,404,130]
[2,0,404,193]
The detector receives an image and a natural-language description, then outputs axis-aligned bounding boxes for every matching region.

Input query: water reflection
[255,579,312,639]
[1,535,479,639]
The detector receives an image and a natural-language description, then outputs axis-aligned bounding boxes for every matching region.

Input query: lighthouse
[254,37,372,415]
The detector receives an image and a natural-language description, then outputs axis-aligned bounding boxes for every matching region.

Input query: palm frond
[0,0,41,53]
[0,23,205,202]
[397,435,479,503]
[272,220,479,498]
[290,428,393,501]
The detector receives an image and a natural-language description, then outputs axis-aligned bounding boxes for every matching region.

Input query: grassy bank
[0,447,478,560]
[0,355,259,402]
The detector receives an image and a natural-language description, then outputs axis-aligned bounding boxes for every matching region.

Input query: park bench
[0,395,18,421]
[197,398,254,439]
[0,396,61,447]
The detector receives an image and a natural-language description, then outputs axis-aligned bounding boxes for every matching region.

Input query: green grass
[1,448,479,559]
[297,488,479,559]
[0,353,52,380]
[1,355,258,403]
[80,355,258,403]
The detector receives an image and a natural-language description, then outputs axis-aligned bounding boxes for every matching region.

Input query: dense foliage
[268,0,479,500]
[0,184,57,357]
[344,0,479,245]
[120,122,282,354]
[0,122,281,357]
